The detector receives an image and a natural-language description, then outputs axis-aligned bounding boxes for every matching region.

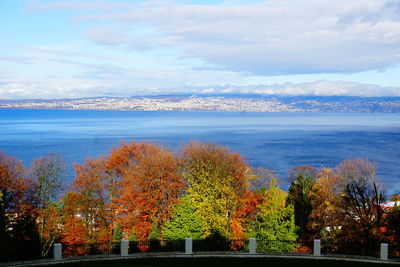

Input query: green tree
[113,222,123,242]
[250,182,297,252]
[149,221,161,240]
[129,229,138,242]
[162,195,203,240]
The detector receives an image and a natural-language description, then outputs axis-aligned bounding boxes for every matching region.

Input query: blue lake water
[0,109,399,193]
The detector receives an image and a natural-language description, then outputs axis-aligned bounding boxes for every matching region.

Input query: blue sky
[0,0,400,99]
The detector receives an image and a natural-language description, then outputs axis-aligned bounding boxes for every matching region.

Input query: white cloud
[251,80,400,97]
[1,79,399,99]
[180,80,400,97]
[27,0,131,13]
[55,0,400,75]
[4,0,398,99]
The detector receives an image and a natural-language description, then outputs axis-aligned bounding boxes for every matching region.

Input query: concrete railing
[313,239,321,256]
[185,238,193,254]
[121,240,128,256]
[52,239,390,261]
[249,238,256,254]
[381,243,388,261]
[53,243,62,260]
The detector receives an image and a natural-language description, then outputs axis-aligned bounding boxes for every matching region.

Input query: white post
[185,238,192,254]
[381,243,388,261]
[53,243,62,260]
[313,239,321,256]
[121,239,128,256]
[249,238,256,254]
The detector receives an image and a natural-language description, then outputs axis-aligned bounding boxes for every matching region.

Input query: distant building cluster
[1,96,400,112]
[0,96,296,112]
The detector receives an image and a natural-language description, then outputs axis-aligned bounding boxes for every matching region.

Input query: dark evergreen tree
[286,174,315,236]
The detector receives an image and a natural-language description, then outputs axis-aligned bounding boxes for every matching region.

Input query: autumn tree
[308,159,386,254]
[60,192,90,255]
[0,152,39,256]
[0,191,8,257]
[308,167,347,244]
[385,206,400,251]
[30,153,65,256]
[286,166,317,236]
[182,141,253,239]
[38,203,63,255]
[112,142,183,241]
[249,167,280,192]
[104,142,143,238]
[72,157,110,243]
[104,145,131,210]
[336,158,386,255]
[289,165,317,182]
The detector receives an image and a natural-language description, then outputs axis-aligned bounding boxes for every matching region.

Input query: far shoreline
[1,95,400,113]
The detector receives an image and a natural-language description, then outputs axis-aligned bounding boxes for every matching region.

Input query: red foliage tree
[72,157,111,243]
[110,142,183,241]
[0,151,38,248]
[61,192,88,243]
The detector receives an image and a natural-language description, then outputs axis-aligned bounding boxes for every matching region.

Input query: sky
[0,0,400,99]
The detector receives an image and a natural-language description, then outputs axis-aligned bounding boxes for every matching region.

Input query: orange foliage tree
[109,142,183,241]
[60,156,111,247]
[60,192,90,256]
[72,157,111,243]
[0,151,39,250]
[61,192,88,243]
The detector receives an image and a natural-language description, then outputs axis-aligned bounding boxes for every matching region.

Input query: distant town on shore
[1,95,400,113]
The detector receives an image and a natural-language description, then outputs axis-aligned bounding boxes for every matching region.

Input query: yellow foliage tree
[182,141,253,239]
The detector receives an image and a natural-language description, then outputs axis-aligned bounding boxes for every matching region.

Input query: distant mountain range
[1,95,400,113]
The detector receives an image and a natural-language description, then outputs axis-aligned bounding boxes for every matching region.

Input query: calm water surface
[0,109,399,192]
